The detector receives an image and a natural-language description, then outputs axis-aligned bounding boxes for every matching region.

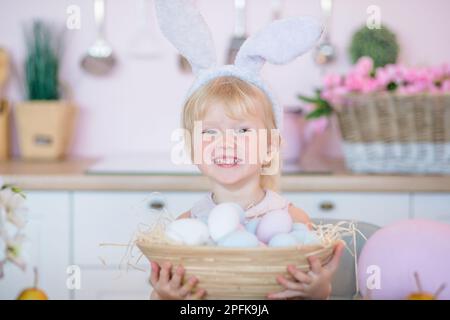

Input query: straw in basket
[136,218,351,300]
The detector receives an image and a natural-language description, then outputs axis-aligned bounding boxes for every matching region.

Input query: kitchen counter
[1,157,450,192]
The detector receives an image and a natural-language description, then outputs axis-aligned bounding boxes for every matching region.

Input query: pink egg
[256,209,293,244]
[358,219,450,299]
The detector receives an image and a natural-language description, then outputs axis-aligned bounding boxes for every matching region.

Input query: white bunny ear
[154,0,216,74]
[234,16,323,75]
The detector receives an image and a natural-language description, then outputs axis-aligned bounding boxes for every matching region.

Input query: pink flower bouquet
[299,57,450,123]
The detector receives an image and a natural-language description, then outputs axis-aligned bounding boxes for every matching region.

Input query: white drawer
[73,269,151,300]
[412,193,450,223]
[73,191,205,266]
[284,192,410,227]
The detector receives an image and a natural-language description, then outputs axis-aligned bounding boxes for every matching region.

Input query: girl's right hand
[149,261,206,300]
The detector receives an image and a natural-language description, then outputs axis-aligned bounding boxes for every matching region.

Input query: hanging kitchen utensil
[81,0,116,75]
[226,0,247,65]
[271,0,282,21]
[129,0,163,60]
[314,0,336,66]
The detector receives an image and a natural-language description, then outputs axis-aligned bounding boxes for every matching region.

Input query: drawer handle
[149,200,166,210]
[319,201,335,212]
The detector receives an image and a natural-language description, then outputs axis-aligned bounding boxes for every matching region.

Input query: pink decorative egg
[358,219,450,300]
[256,210,293,244]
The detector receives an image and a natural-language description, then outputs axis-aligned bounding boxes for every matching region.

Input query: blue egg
[290,229,308,243]
[268,233,298,247]
[218,230,259,248]
[303,232,321,245]
[292,223,309,232]
[244,218,261,234]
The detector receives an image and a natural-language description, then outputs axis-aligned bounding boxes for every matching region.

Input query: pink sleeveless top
[190,189,291,223]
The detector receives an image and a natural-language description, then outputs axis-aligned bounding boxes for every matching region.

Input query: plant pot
[307,115,344,160]
[15,100,77,160]
[0,99,10,160]
[281,108,305,164]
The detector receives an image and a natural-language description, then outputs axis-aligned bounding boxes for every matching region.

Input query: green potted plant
[15,20,77,160]
[349,24,399,68]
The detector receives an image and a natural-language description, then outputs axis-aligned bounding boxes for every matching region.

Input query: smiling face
[194,101,268,186]
[183,76,280,189]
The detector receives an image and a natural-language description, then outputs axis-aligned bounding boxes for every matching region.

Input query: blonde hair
[182,76,281,192]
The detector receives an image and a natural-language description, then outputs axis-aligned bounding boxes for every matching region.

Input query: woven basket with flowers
[300,57,450,174]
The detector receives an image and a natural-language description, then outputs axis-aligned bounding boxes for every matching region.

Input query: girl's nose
[215,130,237,148]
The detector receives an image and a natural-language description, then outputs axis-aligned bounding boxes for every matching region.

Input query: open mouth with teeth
[213,157,242,168]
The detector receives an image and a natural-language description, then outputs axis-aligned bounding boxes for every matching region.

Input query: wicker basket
[336,93,450,174]
[137,236,339,300]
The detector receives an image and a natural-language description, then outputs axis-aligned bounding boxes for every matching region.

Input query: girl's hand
[149,261,206,300]
[267,242,345,300]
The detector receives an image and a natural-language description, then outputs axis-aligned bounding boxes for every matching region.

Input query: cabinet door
[73,191,205,267]
[412,193,450,223]
[73,269,151,300]
[0,191,70,300]
[284,192,410,227]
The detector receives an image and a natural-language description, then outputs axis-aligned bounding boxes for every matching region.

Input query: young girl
[150,0,343,300]
[149,76,344,300]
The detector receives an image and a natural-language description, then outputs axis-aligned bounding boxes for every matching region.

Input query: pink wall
[1,0,450,158]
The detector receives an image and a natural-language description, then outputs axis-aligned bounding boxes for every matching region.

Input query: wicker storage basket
[336,93,450,174]
[137,236,339,300]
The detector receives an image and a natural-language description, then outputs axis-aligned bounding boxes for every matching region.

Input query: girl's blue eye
[202,129,218,135]
[236,128,252,134]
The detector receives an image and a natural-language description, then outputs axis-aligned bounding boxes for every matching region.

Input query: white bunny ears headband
[154,0,323,129]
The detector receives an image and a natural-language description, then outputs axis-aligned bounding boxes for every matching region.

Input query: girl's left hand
[267,242,345,300]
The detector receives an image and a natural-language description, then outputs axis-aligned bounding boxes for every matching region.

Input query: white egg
[165,228,184,244]
[244,218,261,234]
[208,203,243,242]
[232,203,247,224]
[165,219,210,246]
[268,233,298,247]
[217,230,259,248]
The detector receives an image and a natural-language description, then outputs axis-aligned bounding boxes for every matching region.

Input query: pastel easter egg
[244,218,261,234]
[256,210,293,244]
[290,229,309,243]
[358,219,450,299]
[217,230,259,248]
[208,203,243,242]
[292,222,309,232]
[268,233,298,247]
[303,231,321,245]
[235,205,247,224]
[165,218,210,246]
